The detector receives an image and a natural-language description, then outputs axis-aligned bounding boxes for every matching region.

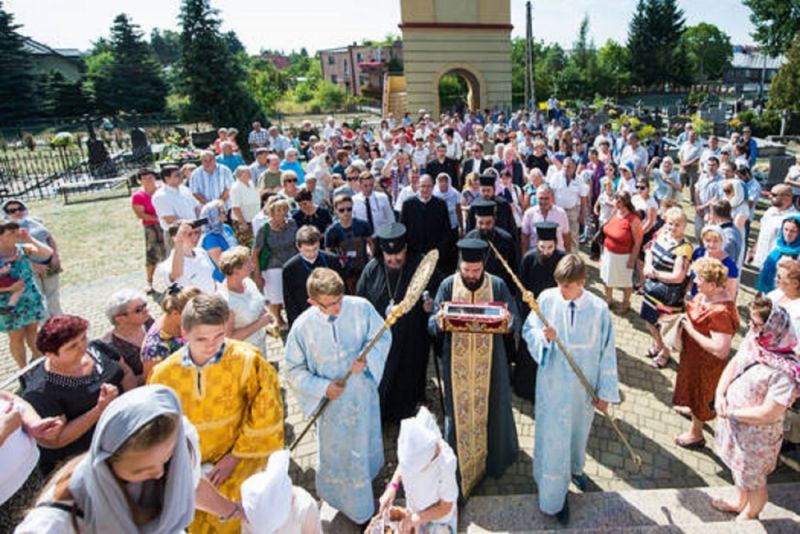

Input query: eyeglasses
[284,178,298,183]
[337,207,353,213]
[120,303,147,317]
[5,207,24,214]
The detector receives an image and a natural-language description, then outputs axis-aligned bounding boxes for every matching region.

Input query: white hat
[397,407,440,474]
[240,450,292,534]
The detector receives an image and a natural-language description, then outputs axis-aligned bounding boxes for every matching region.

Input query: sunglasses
[337,207,353,213]
[284,178,298,183]
[636,185,647,190]
[5,207,24,214]
[120,303,147,316]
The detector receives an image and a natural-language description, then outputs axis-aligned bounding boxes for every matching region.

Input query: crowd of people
[1,107,799,532]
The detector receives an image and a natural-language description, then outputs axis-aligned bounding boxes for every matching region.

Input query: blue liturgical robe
[522,287,620,514]
[284,296,392,523]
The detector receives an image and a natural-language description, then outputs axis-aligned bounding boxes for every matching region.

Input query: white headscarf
[240,449,293,533]
[398,407,441,474]
[69,385,195,534]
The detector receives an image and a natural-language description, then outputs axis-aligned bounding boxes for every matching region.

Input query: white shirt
[620,145,648,174]
[679,141,703,166]
[251,210,269,239]
[353,191,395,235]
[549,171,589,211]
[218,278,268,357]
[394,185,417,212]
[401,439,459,529]
[753,206,799,267]
[411,146,430,167]
[152,184,200,230]
[158,248,217,293]
[0,400,39,505]
[229,179,261,223]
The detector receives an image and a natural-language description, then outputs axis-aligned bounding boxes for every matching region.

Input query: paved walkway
[1,201,799,532]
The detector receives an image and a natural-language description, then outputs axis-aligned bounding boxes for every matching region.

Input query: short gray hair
[105,289,147,325]
[536,184,554,196]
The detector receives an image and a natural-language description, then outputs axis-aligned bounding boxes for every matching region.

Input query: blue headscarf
[756,214,800,293]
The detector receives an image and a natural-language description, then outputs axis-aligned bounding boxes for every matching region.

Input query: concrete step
[461,483,800,533]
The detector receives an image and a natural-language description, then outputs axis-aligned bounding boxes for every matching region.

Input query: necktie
[365,195,374,233]
[569,301,576,327]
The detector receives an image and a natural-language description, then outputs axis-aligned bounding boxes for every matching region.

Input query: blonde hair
[280,170,298,185]
[267,197,290,216]
[218,245,251,276]
[306,268,345,300]
[553,254,586,284]
[777,257,800,287]
[691,257,728,287]
[161,286,202,315]
[664,206,687,223]
[464,172,480,190]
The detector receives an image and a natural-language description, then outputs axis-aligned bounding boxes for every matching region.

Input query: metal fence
[0,142,151,201]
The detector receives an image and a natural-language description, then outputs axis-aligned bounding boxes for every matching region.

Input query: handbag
[257,225,271,271]
[658,312,683,354]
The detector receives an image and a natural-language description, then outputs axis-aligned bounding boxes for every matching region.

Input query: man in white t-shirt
[548,158,589,246]
[152,165,200,250]
[157,221,217,293]
[749,184,798,267]
[619,132,648,175]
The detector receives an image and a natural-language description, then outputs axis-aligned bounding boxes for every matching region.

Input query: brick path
[1,199,799,529]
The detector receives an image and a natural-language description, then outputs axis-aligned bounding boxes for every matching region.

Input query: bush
[50,132,75,148]
[737,109,781,137]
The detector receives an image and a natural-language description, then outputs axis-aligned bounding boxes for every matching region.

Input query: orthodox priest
[356,222,438,423]
[464,198,518,294]
[428,239,519,497]
[465,172,516,239]
[512,222,565,401]
[522,254,619,524]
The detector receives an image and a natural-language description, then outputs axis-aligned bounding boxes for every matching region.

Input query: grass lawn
[25,193,144,287]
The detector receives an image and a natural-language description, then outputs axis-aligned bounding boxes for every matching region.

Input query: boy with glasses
[325,195,373,293]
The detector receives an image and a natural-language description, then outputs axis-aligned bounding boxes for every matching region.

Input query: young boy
[522,254,619,525]
[148,293,284,533]
[284,267,391,526]
[378,407,458,532]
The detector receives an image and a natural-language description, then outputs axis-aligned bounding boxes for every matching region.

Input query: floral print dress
[716,354,800,489]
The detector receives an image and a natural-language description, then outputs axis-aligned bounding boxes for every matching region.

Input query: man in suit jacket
[493,145,525,188]
[461,143,493,186]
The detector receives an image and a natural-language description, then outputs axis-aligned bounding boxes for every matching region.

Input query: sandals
[674,435,705,449]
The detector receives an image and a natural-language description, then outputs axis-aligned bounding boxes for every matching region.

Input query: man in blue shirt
[280,148,306,185]
[215,141,245,172]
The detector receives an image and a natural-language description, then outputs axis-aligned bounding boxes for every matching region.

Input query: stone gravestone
[767,156,794,188]
[130,127,150,164]
[84,117,115,179]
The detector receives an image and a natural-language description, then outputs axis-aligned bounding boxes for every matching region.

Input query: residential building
[319,42,403,97]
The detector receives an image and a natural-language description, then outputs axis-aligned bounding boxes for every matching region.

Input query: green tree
[743,0,800,56]
[681,23,732,81]
[768,36,800,112]
[88,14,168,114]
[178,0,265,152]
[626,0,687,87]
[0,1,39,121]
[597,39,631,96]
[246,57,287,113]
[43,71,91,117]
[150,29,181,66]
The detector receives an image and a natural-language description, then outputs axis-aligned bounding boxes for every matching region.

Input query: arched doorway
[437,68,480,116]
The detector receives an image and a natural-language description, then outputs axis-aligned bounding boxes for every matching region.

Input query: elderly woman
[600,191,643,312]
[0,220,52,368]
[277,170,300,211]
[690,225,739,299]
[673,257,740,449]
[768,257,800,336]
[200,200,238,283]
[648,156,681,203]
[713,297,800,520]
[21,315,126,475]
[141,286,201,380]
[230,165,260,246]
[3,199,63,316]
[756,215,800,293]
[280,148,305,185]
[16,385,242,532]
[522,168,545,211]
[252,198,297,330]
[642,207,693,368]
[94,289,154,385]
[218,246,273,356]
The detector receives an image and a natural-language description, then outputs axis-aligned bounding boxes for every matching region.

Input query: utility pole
[525,1,535,112]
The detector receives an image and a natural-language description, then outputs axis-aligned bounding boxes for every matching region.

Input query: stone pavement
[1,199,799,533]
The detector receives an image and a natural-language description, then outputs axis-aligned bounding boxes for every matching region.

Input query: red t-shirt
[603,212,637,254]
[131,189,158,226]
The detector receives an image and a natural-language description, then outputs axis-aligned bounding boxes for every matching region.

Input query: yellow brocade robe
[149,339,285,533]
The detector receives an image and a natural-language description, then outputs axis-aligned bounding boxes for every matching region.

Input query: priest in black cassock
[465,172,516,240]
[464,198,518,293]
[400,174,454,273]
[355,222,439,423]
[512,221,566,401]
[428,239,519,498]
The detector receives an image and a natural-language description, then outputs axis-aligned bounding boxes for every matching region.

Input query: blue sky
[7,0,757,53]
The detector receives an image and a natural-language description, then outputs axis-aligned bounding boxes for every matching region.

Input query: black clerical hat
[478,172,496,187]
[376,222,407,254]
[472,198,496,217]
[457,238,489,263]
[535,221,559,242]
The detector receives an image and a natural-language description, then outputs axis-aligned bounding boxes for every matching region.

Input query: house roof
[731,45,786,70]
[22,37,81,62]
